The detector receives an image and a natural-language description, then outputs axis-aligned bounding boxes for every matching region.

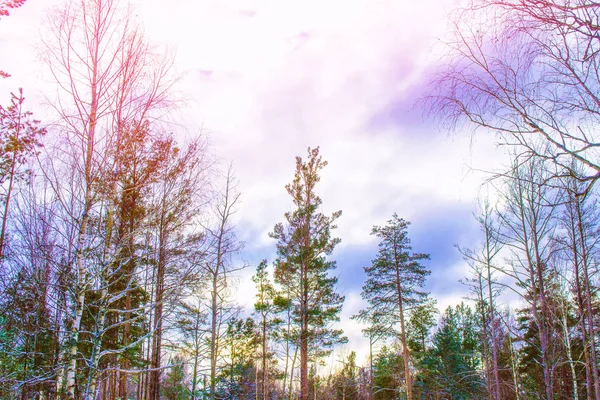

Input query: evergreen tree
[357,214,430,400]
[372,345,403,400]
[219,317,258,399]
[333,351,359,400]
[425,304,485,399]
[0,89,45,258]
[252,260,282,399]
[407,297,438,358]
[270,146,346,400]
[162,356,189,400]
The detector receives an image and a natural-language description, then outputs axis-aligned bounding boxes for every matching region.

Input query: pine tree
[0,89,45,258]
[358,214,430,400]
[270,146,345,400]
[252,260,282,399]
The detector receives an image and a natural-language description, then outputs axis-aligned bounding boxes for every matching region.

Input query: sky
[0,0,510,368]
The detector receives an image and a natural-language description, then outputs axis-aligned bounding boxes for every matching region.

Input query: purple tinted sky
[0,0,510,365]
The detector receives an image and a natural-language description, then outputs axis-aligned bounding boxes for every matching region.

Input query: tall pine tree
[358,214,430,400]
[270,146,345,400]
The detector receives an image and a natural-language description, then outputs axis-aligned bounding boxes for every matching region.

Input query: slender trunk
[397,285,412,400]
[0,146,18,258]
[289,343,299,399]
[119,291,132,399]
[485,224,501,400]
[300,183,312,400]
[535,264,553,400]
[191,309,201,399]
[561,300,579,400]
[393,250,412,400]
[142,246,154,400]
[568,200,594,400]
[517,179,552,399]
[210,271,218,399]
[21,338,30,400]
[148,223,166,400]
[575,198,600,400]
[262,313,268,399]
[209,186,229,399]
[66,6,101,395]
[480,296,492,400]
[191,350,199,399]
[84,292,109,400]
[283,295,292,396]
[300,260,309,400]
[369,335,374,400]
[507,329,520,400]
[66,204,91,399]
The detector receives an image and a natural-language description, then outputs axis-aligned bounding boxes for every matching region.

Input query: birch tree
[431,0,600,192]
[40,0,176,396]
[497,157,561,399]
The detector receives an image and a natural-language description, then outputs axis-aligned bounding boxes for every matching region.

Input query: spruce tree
[270,146,345,400]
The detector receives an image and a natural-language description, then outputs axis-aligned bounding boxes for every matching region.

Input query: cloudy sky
[0,0,509,366]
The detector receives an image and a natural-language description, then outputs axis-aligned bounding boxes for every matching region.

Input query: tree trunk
[262,313,268,399]
[561,300,579,400]
[289,344,299,399]
[568,200,594,400]
[485,224,501,400]
[210,272,218,399]
[65,202,91,399]
[0,144,18,259]
[394,257,412,400]
[300,266,309,400]
[148,223,166,400]
[575,198,600,400]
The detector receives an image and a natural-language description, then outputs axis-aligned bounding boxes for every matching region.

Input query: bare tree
[39,0,176,397]
[200,164,246,399]
[430,0,600,193]
[145,137,210,400]
[459,200,504,400]
[556,165,600,399]
[495,156,561,399]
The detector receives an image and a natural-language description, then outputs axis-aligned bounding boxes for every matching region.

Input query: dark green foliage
[516,282,580,399]
[407,297,438,357]
[162,356,189,400]
[360,215,430,328]
[416,303,485,399]
[0,255,58,399]
[372,345,403,400]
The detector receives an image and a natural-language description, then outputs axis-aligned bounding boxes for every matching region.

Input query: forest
[1,0,600,399]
